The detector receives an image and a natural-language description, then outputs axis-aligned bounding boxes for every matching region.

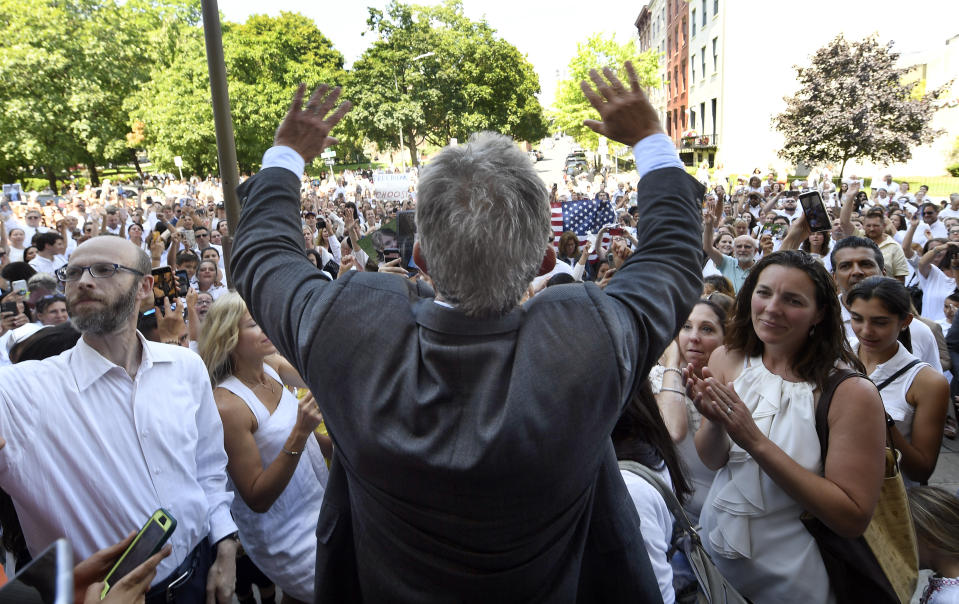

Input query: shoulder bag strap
[618,460,700,543]
[814,369,864,458]
[874,358,921,392]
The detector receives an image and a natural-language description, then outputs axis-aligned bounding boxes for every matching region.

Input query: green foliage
[947,164,959,178]
[773,34,945,179]
[349,0,548,165]
[551,34,661,154]
[128,11,348,174]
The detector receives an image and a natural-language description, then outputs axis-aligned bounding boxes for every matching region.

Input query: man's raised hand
[274,83,353,164]
[580,62,662,147]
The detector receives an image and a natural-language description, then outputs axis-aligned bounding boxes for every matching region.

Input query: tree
[349,0,548,166]
[551,34,660,154]
[128,11,348,175]
[773,34,945,181]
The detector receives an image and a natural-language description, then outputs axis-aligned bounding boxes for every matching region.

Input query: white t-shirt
[918,265,956,322]
[621,467,675,604]
[939,207,959,221]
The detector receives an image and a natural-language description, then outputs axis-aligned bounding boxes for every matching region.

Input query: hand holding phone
[100,509,176,598]
[798,191,831,232]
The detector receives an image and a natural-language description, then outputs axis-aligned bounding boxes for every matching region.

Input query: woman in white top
[6,228,25,263]
[199,292,330,604]
[916,240,959,322]
[613,380,692,604]
[195,259,227,301]
[653,298,727,523]
[847,276,949,487]
[686,251,885,603]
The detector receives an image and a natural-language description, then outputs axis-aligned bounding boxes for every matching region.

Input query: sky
[221,0,959,108]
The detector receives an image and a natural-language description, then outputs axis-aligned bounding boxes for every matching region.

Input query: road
[531,136,574,190]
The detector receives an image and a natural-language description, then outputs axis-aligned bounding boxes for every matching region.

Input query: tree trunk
[838,156,848,186]
[407,130,419,167]
[44,166,58,194]
[87,162,100,187]
[130,149,143,181]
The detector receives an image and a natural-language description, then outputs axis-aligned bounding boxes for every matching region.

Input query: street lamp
[394,51,436,167]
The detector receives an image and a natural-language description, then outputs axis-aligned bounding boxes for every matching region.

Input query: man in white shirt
[20,209,48,246]
[27,232,67,275]
[939,194,959,221]
[0,237,238,603]
[914,202,949,249]
[874,173,899,196]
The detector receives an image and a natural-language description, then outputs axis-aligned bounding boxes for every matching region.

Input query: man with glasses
[0,236,239,603]
[914,202,948,249]
[21,210,48,246]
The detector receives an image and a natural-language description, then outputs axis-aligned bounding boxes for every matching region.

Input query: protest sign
[373,174,410,201]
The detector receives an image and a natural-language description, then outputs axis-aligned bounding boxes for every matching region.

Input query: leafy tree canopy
[349,0,548,165]
[773,34,945,179]
[551,34,660,153]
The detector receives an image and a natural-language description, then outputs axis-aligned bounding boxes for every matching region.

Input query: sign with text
[373,173,411,200]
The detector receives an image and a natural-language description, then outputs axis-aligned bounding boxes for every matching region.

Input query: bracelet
[282,447,303,456]
[660,387,686,396]
[663,367,683,378]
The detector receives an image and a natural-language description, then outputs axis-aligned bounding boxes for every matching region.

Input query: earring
[809,324,816,337]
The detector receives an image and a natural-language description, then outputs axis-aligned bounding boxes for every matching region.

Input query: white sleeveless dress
[698,356,834,603]
[219,365,329,602]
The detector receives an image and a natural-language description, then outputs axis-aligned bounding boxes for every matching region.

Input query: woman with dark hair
[686,250,885,603]
[22,246,37,263]
[847,276,949,486]
[556,231,581,267]
[654,299,727,523]
[916,240,959,321]
[703,274,734,298]
[613,379,691,603]
[800,230,831,269]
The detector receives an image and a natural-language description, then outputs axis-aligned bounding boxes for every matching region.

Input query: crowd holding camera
[5,62,959,604]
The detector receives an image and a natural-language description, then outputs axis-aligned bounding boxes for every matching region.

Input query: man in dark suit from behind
[230,63,705,603]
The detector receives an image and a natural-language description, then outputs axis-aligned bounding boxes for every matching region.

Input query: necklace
[236,373,276,394]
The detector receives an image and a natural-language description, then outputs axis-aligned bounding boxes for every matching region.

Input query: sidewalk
[929,437,959,493]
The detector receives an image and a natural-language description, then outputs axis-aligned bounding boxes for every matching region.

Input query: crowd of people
[3,63,959,604]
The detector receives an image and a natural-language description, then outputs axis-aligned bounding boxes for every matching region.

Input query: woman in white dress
[199,292,330,603]
[847,276,949,487]
[685,251,886,603]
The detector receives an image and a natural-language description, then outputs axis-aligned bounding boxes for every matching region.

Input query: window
[674,68,679,95]
[712,37,718,71]
[714,0,719,15]
[700,102,706,132]
[690,109,696,131]
[702,0,707,26]
[691,59,696,84]
[681,59,687,91]
[701,47,706,80]
[680,106,686,129]
[711,98,717,136]
[691,9,696,36]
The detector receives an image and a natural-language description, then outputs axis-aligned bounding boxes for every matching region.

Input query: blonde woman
[199,292,328,604]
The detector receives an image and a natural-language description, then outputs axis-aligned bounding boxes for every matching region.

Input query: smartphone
[799,190,831,232]
[151,267,177,307]
[783,190,799,198]
[396,210,417,276]
[11,280,27,296]
[608,227,625,238]
[181,229,196,249]
[101,509,177,598]
[0,538,72,604]
[0,301,18,315]
[174,270,189,297]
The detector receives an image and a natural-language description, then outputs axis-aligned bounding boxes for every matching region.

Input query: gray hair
[27,272,58,291]
[416,132,550,317]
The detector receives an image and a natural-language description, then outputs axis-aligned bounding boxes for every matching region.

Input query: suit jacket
[232,165,705,603]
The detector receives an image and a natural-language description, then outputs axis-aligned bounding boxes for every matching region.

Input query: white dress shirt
[28,254,67,275]
[0,333,236,584]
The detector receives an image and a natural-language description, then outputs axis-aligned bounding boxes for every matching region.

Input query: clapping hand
[274,84,352,164]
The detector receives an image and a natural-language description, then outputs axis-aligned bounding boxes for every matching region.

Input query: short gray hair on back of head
[416,131,550,318]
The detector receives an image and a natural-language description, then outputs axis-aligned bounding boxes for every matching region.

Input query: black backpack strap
[874,358,921,392]
[814,369,865,458]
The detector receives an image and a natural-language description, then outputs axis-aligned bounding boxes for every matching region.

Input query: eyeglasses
[55,263,145,282]
[26,215,41,220]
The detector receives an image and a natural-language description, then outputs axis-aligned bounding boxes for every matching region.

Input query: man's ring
[725,406,733,415]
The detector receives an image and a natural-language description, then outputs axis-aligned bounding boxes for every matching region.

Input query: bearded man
[0,236,239,604]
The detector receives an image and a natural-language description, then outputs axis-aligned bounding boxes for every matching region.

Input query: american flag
[562,197,617,261]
